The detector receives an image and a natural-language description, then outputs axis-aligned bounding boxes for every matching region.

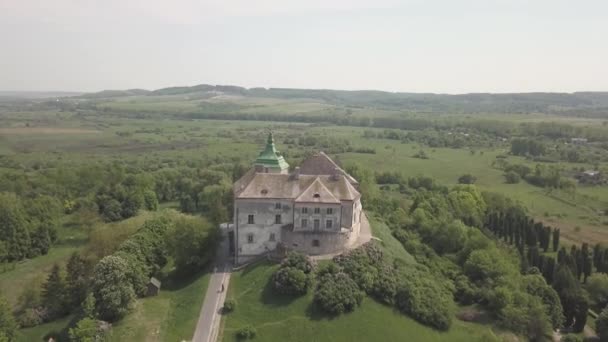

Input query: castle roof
[254,132,289,171]
[234,173,360,203]
[299,152,358,185]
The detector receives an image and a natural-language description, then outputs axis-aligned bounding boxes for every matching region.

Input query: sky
[0,0,607,94]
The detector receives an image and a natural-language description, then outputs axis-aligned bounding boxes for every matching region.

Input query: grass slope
[109,271,211,342]
[221,219,497,342]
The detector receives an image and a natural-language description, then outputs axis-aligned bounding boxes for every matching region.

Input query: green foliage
[394,269,455,331]
[223,299,236,313]
[66,252,91,311]
[91,255,136,321]
[586,273,608,309]
[168,215,218,273]
[503,171,521,184]
[236,325,257,340]
[314,271,364,315]
[596,306,608,342]
[0,294,17,341]
[511,138,546,157]
[0,192,31,261]
[68,317,97,342]
[41,263,68,320]
[458,174,477,184]
[560,334,583,342]
[272,267,310,295]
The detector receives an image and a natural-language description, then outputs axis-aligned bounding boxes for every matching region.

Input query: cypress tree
[552,228,560,252]
[42,263,68,319]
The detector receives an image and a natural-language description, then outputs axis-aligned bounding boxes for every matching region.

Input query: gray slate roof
[234,151,360,203]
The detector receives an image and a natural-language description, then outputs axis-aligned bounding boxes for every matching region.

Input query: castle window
[269,233,276,242]
[261,189,268,195]
[312,239,320,247]
[326,219,333,229]
[275,202,281,209]
[314,207,320,214]
[275,214,282,224]
[314,219,320,230]
[247,234,254,243]
[248,215,254,224]
[313,193,321,198]
[327,208,333,214]
[301,219,308,228]
[302,207,308,214]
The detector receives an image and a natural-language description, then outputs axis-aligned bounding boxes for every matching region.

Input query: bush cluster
[314,270,364,315]
[272,252,314,296]
[236,325,257,340]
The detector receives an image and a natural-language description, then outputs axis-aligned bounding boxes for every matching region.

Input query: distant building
[147,277,161,296]
[571,138,588,145]
[231,133,363,264]
[575,170,604,185]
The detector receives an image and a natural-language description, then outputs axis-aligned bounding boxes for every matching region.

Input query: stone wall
[235,199,293,259]
[280,229,353,255]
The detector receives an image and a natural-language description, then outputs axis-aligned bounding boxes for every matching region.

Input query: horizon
[2,0,607,93]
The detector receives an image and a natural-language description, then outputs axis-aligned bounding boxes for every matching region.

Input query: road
[192,231,232,342]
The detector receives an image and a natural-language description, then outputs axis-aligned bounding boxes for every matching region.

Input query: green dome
[255,132,289,172]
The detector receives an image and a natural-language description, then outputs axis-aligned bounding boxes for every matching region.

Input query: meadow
[1,90,607,340]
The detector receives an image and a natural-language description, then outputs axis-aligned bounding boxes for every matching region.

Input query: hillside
[76,84,608,118]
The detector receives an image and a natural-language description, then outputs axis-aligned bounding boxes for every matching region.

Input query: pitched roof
[295,177,340,204]
[299,152,358,185]
[235,173,360,202]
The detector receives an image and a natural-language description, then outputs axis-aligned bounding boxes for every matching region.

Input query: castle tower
[254,132,289,174]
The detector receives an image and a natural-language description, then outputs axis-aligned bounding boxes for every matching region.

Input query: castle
[231,133,363,264]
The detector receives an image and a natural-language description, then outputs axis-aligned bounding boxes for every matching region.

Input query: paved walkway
[192,232,232,342]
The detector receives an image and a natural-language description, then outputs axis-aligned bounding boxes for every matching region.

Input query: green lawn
[221,217,503,342]
[109,271,211,342]
[221,261,499,342]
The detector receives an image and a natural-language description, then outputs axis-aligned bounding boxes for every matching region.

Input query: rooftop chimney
[292,166,300,180]
[332,167,341,181]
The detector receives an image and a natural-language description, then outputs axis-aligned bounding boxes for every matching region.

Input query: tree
[0,193,31,261]
[586,273,608,309]
[91,255,136,321]
[458,174,477,184]
[314,271,363,315]
[504,171,521,184]
[0,294,17,341]
[41,263,68,319]
[168,216,218,273]
[552,228,560,252]
[68,317,97,342]
[66,252,90,310]
[596,306,608,342]
[272,267,311,295]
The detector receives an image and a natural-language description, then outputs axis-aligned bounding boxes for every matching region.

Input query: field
[220,218,507,342]
[1,89,608,340]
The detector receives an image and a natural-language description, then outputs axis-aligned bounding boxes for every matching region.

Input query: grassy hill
[220,218,504,342]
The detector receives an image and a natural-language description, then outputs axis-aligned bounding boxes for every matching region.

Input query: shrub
[333,243,383,293]
[560,334,582,342]
[371,264,398,305]
[504,171,521,184]
[223,299,236,313]
[314,271,364,315]
[395,271,455,330]
[281,252,315,274]
[272,267,311,295]
[596,306,608,341]
[236,325,257,340]
[458,174,477,184]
